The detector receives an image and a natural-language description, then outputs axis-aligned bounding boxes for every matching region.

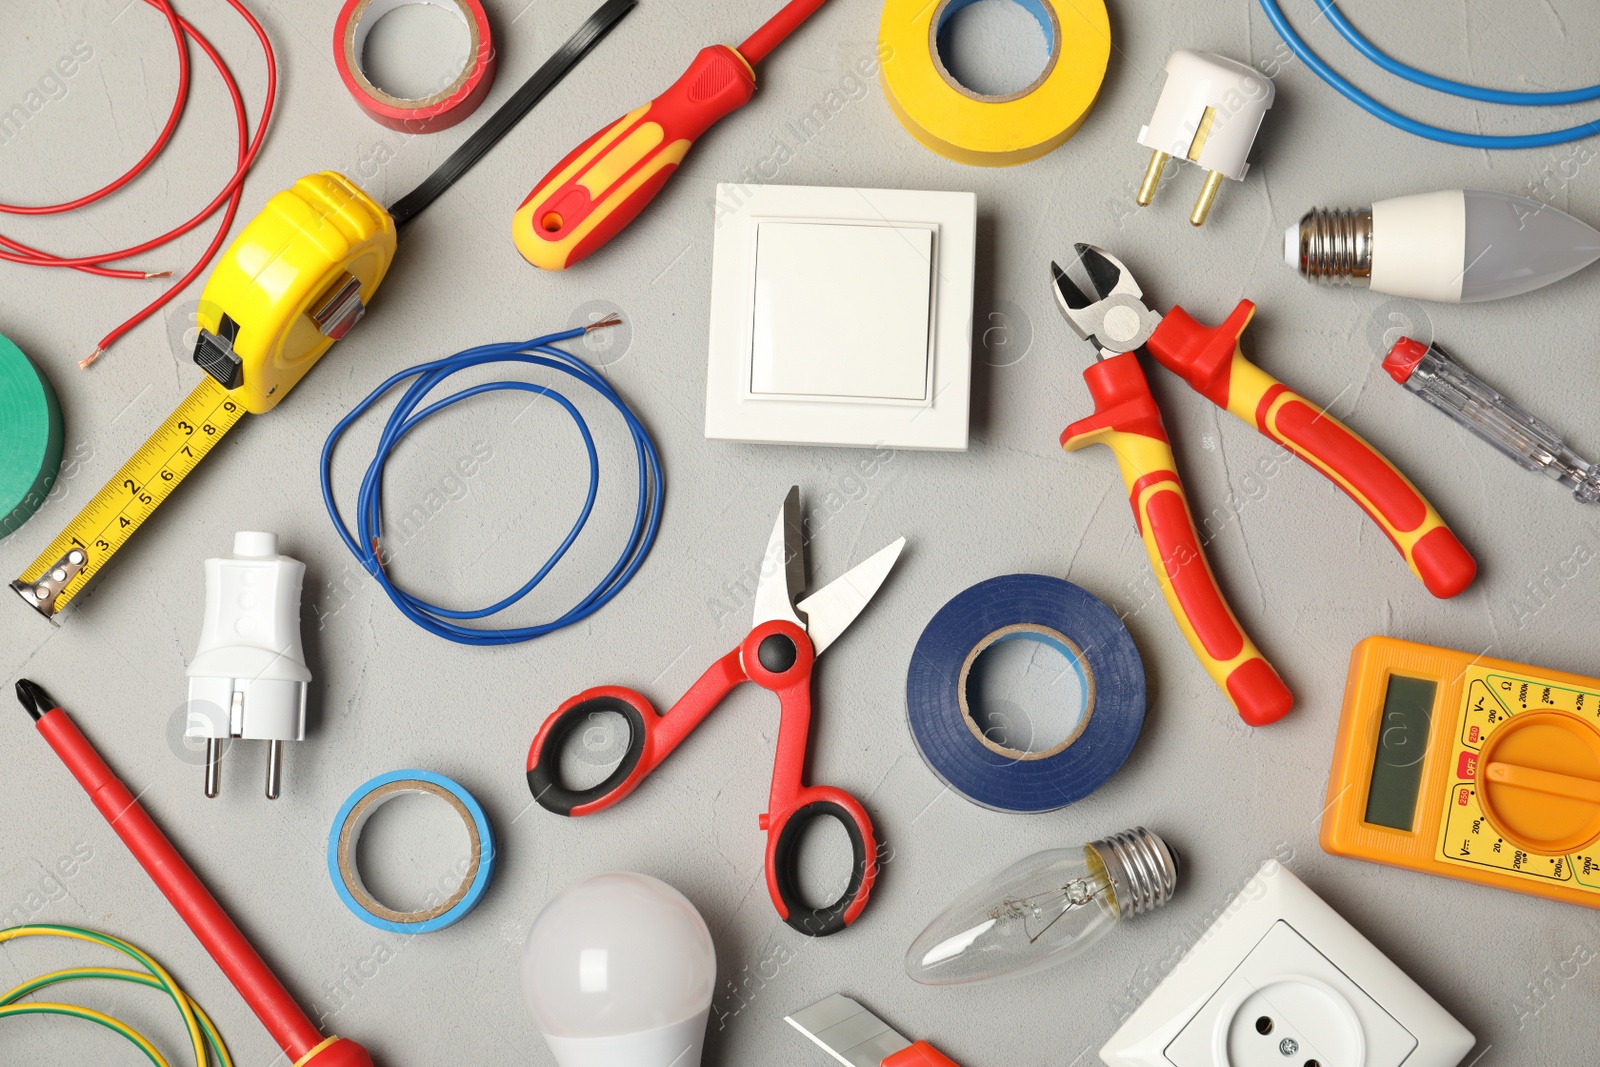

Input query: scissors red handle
[526,620,878,936]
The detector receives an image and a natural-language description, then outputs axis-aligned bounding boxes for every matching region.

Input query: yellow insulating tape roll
[879,0,1109,166]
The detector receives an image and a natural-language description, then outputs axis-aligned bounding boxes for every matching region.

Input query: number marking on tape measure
[12,378,246,618]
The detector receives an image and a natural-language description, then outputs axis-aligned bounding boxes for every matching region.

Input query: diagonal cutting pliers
[1051,244,1475,727]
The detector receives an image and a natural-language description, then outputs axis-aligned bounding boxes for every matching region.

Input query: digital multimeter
[1322,636,1600,909]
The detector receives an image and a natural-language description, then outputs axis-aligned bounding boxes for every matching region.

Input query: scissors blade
[796,537,904,657]
[752,485,806,630]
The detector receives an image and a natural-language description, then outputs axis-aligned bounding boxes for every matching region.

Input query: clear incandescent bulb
[522,872,716,1067]
[905,827,1176,986]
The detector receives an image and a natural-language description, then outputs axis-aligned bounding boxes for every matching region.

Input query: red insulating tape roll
[334,0,496,133]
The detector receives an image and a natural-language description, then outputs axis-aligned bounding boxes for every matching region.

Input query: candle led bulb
[1286,189,1600,303]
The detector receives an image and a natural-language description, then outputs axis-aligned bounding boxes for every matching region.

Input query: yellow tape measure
[12,172,396,619]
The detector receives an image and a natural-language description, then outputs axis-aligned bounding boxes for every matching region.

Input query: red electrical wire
[0,0,277,368]
[738,0,829,66]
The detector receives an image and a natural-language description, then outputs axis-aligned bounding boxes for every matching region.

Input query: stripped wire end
[584,315,623,332]
[15,678,56,721]
[144,270,174,279]
[78,348,106,370]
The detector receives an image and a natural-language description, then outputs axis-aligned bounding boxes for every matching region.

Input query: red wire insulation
[0,0,190,218]
[0,0,276,367]
[737,0,828,66]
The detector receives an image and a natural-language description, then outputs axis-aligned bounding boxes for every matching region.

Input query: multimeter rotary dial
[1474,711,1600,856]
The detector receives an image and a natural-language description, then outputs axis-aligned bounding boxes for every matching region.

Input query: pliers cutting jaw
[1050,243,1164,360]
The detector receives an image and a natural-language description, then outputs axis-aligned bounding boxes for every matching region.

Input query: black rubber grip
[526,695,646,816]
[771,800,869,938]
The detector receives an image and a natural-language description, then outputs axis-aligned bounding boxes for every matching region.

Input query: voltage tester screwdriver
[16,679,375,1067]
[1386,337,1600,505]
[514,0,830,269]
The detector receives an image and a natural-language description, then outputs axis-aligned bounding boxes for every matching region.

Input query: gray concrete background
[3,0,1598,1064]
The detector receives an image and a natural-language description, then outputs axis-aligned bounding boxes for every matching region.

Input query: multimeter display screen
[1364,675,1438,831]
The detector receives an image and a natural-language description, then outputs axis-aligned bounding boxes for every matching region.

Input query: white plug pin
[185,531,310,799]
[1136,50,1275,226]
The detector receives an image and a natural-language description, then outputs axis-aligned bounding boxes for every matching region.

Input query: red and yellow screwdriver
[513,0,827,270]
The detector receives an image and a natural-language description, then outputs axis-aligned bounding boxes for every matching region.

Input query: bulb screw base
[1091,827,1177,918]
[1288,207,1373,285]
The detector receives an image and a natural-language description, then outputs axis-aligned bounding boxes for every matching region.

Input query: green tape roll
[0,334,63,538]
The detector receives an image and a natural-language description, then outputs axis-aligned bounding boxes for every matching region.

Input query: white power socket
[1165,921,1411,1066]
[1101,861,1473,1067]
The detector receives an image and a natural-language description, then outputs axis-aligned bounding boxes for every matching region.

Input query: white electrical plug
[1136,50,1275,226]
[186,531,310,800]
[1100,861,1474,1067]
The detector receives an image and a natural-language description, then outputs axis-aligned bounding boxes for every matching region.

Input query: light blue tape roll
[906,574,1146,813]
[328,769,496,934]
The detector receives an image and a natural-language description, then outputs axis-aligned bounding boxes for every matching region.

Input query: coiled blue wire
[1259,0,1600,149]
[320,327,663,645]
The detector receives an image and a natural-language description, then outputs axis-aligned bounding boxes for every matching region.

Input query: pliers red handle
[1146,299,1476,598]
[1053,245,1475,725]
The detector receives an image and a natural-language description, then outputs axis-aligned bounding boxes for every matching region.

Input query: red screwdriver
[512,0,827,270]
[16,679,375,1067]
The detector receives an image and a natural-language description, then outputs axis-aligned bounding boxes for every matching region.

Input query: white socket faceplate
[1100,861,1473,1067]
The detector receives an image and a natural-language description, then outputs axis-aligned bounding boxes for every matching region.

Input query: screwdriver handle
[1147,301,1476,599]
[1063,352,1293,727]
[513,45,756,270]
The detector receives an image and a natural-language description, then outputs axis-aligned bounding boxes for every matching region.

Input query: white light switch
[750,222,933,401]
[706,183,975,451]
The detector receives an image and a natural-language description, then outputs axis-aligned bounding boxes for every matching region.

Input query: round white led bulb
[522,872,716,1067]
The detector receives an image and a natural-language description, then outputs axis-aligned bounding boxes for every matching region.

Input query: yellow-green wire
[4,969,231,1064]
[0,925,231,1066]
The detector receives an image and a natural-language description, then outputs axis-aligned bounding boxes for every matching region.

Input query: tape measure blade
[13,377,246,617]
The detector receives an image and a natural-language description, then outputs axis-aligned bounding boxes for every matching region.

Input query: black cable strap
[388,0,638,228]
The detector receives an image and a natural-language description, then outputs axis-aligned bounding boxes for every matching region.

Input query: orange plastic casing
[883,1041,961,1067]
[1321,636,1600,909]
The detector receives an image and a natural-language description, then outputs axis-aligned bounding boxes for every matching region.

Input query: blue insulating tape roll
[906,574,1145,813]
[328,769,496,934]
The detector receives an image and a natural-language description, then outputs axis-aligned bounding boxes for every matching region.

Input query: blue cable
[1258,0,1600,149]
[320,326,664,645]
